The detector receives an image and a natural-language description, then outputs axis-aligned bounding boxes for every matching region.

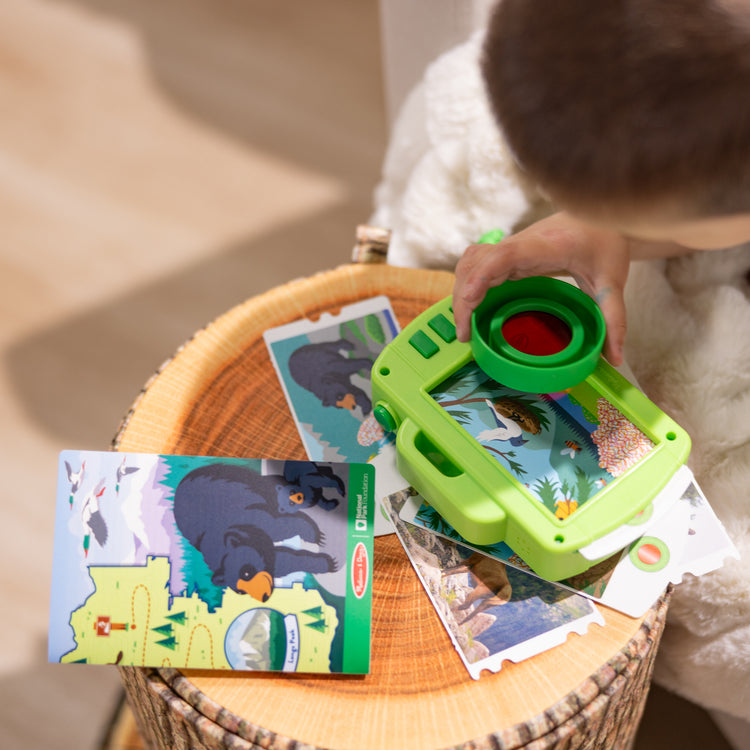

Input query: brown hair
[482,0,750,217]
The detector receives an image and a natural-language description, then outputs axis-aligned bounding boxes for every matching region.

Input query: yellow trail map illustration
[63,556,338,672]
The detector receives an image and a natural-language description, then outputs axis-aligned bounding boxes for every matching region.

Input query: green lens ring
[471,277,606,393]
[628,536,670,572]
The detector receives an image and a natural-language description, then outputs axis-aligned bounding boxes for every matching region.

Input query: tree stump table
[114,263,669,750]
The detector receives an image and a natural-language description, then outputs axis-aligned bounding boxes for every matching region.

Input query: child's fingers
[453,233,571,341]
[453,242,528,340]
[592,283,627,366]
[453,244,498,341]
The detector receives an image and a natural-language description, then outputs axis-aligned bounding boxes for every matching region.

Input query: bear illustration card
[263,296,399,465]
[49,451,374,674]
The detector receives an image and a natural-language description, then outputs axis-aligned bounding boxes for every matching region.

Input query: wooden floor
[0,1,734,748]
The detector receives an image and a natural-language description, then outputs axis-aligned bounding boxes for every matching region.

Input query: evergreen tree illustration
[573,465,597,506]
[339,320,368,347]
[417,504,462,540]
[364,314,386,344]
[533,475,560,511]
[560,479,573,501]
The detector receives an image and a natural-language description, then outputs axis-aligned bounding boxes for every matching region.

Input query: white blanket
[371,32,750,723]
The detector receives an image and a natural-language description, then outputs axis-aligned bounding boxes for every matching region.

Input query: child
[453,0,750,366]
[371,0,750,736]
[446,0,750,734]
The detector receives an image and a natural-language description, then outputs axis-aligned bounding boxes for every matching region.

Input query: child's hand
[452,212,630,366]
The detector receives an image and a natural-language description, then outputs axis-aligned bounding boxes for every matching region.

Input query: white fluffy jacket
[371,32,750,722]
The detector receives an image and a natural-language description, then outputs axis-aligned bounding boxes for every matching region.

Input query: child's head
[482,0,750,247]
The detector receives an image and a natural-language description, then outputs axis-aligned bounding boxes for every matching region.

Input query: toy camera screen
[430,362,655,520]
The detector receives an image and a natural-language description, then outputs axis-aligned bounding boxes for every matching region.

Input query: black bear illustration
[173,463,339,602]
[287,339,373,413]
[272,462,344,513]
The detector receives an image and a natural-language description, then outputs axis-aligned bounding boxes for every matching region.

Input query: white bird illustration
[477,399,525,445]
[115,456,139,494]
[65,460,86,508]
[81,479,108,556]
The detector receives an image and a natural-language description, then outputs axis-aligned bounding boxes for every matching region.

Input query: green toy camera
[372,278,690,581]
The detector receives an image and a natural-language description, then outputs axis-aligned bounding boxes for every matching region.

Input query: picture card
[401,470,737,617]
[431,361,662,526]
[383,489,603,680]
[585,478,739,614]
[50,451,374,674]
[578,465,693,561]
[264,296,399,465]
